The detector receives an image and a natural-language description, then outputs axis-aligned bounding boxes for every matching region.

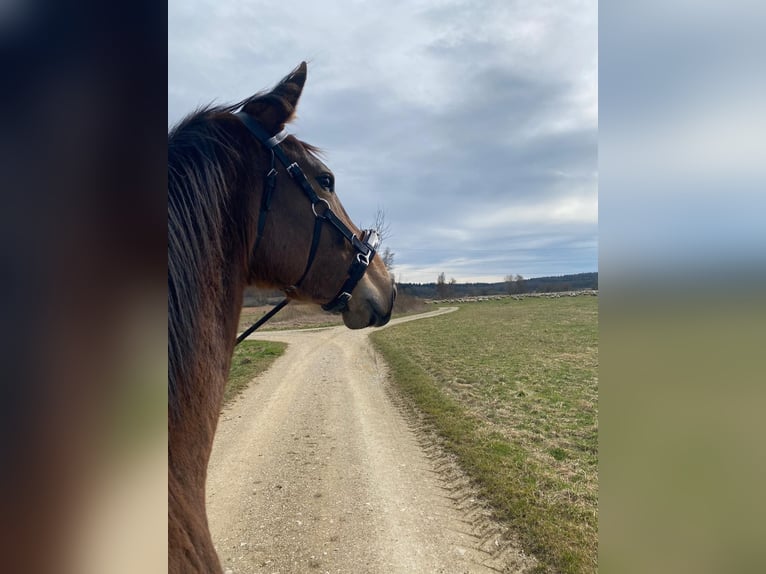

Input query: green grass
[224,340,287,405]
[371,296,598,574]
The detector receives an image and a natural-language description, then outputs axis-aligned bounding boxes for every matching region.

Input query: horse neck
[168,156,256,491]
[168,117,268,574]
[169,258,243,463]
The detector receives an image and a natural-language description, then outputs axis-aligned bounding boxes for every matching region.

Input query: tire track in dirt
[207,308,537,573]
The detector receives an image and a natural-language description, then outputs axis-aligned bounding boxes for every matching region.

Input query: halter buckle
[286,162,300,177]
[367,230,380,249]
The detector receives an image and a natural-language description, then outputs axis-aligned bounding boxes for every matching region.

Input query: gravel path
[207,308,536,574]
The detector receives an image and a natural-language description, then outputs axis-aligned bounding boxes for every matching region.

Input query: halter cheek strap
[233,112,380,345]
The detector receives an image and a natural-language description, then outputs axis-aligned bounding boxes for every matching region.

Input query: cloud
[168,0,598,282]
[466,190,598,229]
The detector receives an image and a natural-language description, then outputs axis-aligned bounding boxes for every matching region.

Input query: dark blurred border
[1,1,166,572]
[600,1,765,573]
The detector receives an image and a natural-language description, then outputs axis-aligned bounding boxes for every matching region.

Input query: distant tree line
[397,272,598,299]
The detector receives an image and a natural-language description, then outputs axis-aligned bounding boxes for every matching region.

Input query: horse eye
[316,174,334,192]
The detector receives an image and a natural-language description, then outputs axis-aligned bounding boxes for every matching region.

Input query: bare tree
[505,274,514,294]
[380,246,395,271]
[436,272,448,298]
[369,207,394,271]
[505,273,526,294]
[370,206,392,243]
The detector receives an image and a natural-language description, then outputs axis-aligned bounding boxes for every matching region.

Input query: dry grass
[237,303,342,332]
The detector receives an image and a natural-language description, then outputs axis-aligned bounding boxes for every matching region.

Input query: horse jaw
[341,276,396,329]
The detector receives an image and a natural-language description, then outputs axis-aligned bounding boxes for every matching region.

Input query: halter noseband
[234,111,380,345]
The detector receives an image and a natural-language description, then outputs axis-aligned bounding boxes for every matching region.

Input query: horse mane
[168,88,326,418]
[168,100,245,418]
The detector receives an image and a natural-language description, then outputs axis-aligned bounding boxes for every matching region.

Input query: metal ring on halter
[356,250,371,266]
[311,198,331,218]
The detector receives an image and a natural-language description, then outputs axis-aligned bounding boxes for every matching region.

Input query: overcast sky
[168,0,597,284]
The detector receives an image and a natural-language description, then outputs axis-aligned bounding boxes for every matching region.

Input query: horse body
[168,63,394,573]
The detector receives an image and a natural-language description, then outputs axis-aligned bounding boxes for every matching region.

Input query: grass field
[370,296,598,573]
[224,340,287,405]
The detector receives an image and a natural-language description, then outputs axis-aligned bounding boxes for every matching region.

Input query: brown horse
[168,62,395,573]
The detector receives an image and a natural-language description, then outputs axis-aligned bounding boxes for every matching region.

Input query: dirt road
[207,308,536,574]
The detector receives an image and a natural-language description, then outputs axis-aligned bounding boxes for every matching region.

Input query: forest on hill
[396,272,598,299]
[243,272,598,306]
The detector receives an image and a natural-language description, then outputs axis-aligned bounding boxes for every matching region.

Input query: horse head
[233,62,396,328]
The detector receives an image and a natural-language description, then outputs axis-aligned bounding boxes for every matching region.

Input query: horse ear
[242,62,308,134]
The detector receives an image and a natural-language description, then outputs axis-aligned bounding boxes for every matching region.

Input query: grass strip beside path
[371,297,598,574]
[224,340,287,405]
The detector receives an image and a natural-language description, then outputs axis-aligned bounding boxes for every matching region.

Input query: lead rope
[235,297,289,345]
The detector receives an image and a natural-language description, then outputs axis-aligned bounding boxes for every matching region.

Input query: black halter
[234,111,380,345]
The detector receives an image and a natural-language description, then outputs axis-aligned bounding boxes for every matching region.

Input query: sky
[168,0,598,284]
